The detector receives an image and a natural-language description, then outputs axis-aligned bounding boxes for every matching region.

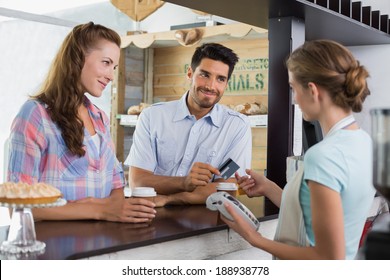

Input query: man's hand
[183,162,220,192]
[164,183,219,205]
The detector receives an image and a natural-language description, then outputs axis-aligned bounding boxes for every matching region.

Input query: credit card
[218,158,240,180]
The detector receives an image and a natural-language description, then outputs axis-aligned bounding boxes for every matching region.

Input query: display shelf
[117,114,138,127]
[117,114,268,128]
[248,115,268,127]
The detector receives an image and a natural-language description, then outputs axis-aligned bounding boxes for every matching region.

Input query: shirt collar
[173,92,191,122]
[208,103,222,128]
[173,91,221,128]
[83,96,106,133]
[83,96,101,120]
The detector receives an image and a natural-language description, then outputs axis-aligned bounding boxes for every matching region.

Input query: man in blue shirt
[125,43,252,205]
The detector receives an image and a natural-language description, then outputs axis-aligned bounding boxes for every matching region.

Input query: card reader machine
[206,191,260,231]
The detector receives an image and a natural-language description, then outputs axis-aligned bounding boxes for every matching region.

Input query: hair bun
[344,64,370,112]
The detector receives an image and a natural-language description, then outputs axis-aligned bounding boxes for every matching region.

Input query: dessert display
[0,182,62,205]
[0,182,65,256]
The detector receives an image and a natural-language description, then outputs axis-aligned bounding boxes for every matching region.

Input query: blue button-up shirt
[125,93,252,179]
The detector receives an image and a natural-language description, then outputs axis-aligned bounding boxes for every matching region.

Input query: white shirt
[90,133,100,153]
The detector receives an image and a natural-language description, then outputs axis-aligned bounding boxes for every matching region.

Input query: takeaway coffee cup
[131,187,157,202]
[216,182,238,197]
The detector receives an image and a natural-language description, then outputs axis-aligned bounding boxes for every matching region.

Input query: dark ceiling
[165,0,390,45]
[165,0,269,29]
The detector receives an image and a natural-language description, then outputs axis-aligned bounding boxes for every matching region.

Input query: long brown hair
[33,22,121,157]
[286,39,370,112]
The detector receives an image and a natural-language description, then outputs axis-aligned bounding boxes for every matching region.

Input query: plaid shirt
[7,97,124,200]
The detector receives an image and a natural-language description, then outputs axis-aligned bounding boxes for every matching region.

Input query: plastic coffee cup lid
[216,183,238,191]
[132,187,157,197]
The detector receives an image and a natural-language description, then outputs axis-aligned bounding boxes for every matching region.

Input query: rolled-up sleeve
[125,109,157,172]
[112,158,125,189]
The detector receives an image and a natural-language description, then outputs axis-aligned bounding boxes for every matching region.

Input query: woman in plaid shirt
[7,22,156,223]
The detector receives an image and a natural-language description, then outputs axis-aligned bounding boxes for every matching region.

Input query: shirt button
[211,151,216,156]
[96,170,100,174]
[179,173,183,176]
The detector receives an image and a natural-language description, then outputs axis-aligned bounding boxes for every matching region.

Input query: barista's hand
[183,162,220,192]
[235,169,269,198]
[221,202,262,246]
[235,170,282,208]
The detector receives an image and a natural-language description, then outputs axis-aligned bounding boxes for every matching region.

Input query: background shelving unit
[111,23,270,176]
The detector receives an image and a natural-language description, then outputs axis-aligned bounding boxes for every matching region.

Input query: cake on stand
[0,198,66,258]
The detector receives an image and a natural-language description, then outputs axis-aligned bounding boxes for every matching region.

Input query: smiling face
[80,39,120,98]
[187,58,229,116]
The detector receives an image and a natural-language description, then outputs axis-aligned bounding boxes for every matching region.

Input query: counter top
[37,205,224,260]
[0,205,276,260]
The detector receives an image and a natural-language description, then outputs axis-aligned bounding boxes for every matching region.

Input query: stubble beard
[191,87,222,109]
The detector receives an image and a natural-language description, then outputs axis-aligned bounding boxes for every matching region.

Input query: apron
[273,115,356,259]
[273,156,310,253]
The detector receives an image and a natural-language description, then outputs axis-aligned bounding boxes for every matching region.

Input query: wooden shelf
[117,114,268,128]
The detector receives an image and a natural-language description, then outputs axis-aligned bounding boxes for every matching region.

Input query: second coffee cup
[131,187,157,202]
[216,182,238,197]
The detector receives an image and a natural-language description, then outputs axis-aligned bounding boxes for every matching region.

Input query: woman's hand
[98,189,157,223]
[220,202,262,246]
[123,197,157,222]
[32,189,156,223]
[236,170,282,207]
[235,169,269,197]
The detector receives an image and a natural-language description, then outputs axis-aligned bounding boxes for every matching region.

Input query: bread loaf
[127,103,151,115]
[234,102,268,115]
